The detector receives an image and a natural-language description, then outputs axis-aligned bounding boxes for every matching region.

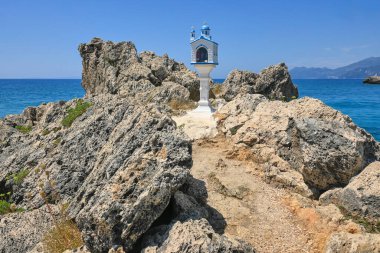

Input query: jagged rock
[325,232,380,253]
[140,218,255,253]
[363,76,380,84]
[79,38,199,101]
[220,70,259,102]
[140,51,200,101]
[143,81,190,104]
[0,95,192,252]
[0,205,57,253]
[217,94,379,195]
[219,63,298,102]
[255,63,299,100]
[320,161,380,221]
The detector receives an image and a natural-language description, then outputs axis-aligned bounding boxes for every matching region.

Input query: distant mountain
[290,57,380,79]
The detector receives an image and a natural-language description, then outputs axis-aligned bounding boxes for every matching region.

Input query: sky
[0,0,379,78]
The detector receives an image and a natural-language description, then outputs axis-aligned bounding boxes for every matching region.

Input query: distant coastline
[290,57,380,79]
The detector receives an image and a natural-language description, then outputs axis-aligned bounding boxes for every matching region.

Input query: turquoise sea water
[0,79,85,117]
[0,79,379,141]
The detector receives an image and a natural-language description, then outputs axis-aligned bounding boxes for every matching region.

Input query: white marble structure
[190,24,218,114]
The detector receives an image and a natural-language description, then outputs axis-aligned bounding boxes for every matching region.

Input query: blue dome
[201,24,210,30]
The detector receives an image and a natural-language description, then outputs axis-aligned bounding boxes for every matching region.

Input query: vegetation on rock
[337,205,380,233]
[7,168,30,185]
[15,125,32,134]
[42,216,83,253]
[61,100,92,128]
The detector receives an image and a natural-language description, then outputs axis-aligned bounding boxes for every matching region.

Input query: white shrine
[190,23,218,114]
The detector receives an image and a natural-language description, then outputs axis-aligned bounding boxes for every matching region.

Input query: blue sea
[0,79,379,141]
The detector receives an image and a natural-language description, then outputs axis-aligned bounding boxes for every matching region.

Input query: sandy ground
[173,111,218,140]
[190,137,340,253]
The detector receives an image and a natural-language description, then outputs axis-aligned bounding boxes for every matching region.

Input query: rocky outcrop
[217,63,298,102]
[320,161,380,221]
[3,37,380,253]
[141,219,255,253]
[363,76,380,84]
[79,38,200,101]
[139,51,200,100]
[0,95,193,252]
[216,94,379,196]
[325,232,380,253]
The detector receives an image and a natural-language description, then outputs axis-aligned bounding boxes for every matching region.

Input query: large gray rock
[0,95,192,252]
[219,63,298,102]
[0,205,57,253]
[79,38,199,101]
[140,219,255,253]
[325,232,380,253]
[363,76,380,84]
[139,51,200,101]
[217,94,379,196]
[320,161,380,221]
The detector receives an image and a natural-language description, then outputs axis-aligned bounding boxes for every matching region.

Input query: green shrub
[61,100,92,128]
[14,169,29,185]
[0,192,11,201]
[15,125,32,134]
[7,169,30,185]
[0,200,11,214]
[0,200,24,215]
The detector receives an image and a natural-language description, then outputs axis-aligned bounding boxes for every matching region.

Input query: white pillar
[193,64,216,114]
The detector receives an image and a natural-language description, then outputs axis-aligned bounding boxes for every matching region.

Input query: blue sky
[0,0,379,78]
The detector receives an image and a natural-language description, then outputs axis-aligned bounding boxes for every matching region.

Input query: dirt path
[191,137,314,253]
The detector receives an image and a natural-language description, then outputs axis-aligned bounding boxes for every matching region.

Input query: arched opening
[196,47,208,63]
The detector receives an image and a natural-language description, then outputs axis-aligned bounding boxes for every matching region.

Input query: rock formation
[141,218,254,253]
[214,63,299,102]
[79,38,200,101]
[320,161,380,221]
[0,38,257,253]
[216,94,379,196]
[363,76,380,84]
[1,38,379,253]
[0,95,195,252]
[325,232,380,253]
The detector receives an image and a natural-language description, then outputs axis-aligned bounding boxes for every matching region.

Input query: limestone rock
[255,63,299,100]
[219,63,298,102]
[0,95,192,252]
[320,162,380,220]
[325,232,380,253]
[217,94,379,195]
[79,38,199,101]
[221,70,258,102]
[363,76,380,84]
[172,112,218,141]
[140,51,200,101]
[0,205,57,253]
[141,219,255,253]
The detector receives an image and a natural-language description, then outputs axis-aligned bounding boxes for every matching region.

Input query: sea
[0,79,379,141]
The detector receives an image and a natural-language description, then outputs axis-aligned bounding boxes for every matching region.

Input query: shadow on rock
[131,176,253,252]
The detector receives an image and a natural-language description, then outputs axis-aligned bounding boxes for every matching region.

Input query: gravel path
[191,138,314,253]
